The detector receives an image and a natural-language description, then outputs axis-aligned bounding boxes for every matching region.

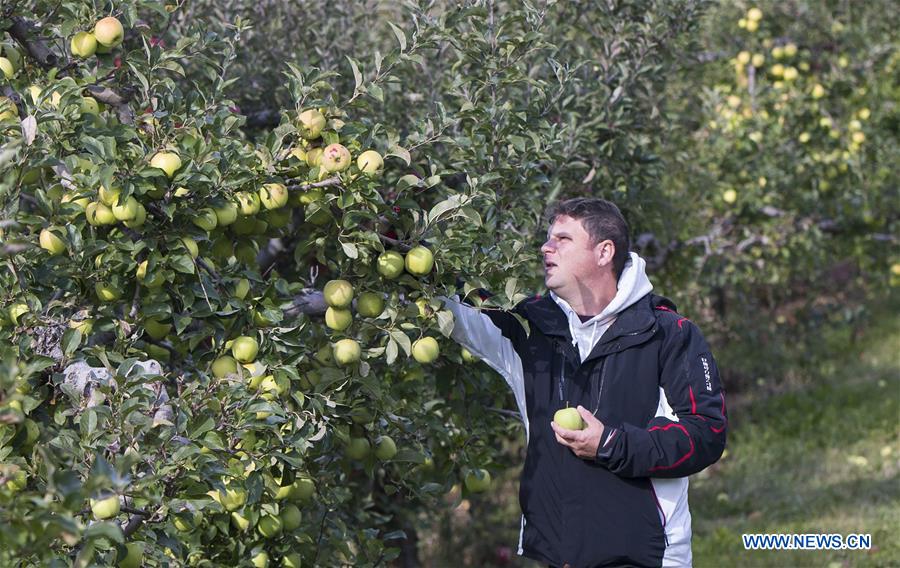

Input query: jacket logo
[700,356,712,391]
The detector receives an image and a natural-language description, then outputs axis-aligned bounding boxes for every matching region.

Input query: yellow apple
[377,251,405,279]
[86,201,116,225]
[374,436,397,460]
[213,201,239,226]
[323,279,354,308]
[325,307,352,331]
[320,143,351,173]
[356,150,384,174]
[250,551,269,568]
[259,183,288,210]
[356,292,384,318]
[723,189,738,204]
[150,151,182,178]
[136,260,165,288]
[91,495,121,519]
[0,57,14,79]
[231,336,259,363]
[68,31,98,58]
[217,487,247,511]
[123,204,146,228]
[405,246,434,276]
[553,407,585,430]
[746,7,762,21]
[230,511,252,532]
[297,109,326,139]
[332,338,361,366]
[112,196,139,221]
[464,469,491,493]
[235,191,261,216]
[95,282,121,302]
[93,16,124,48]
[412,337,440,363]
[98,185,121,206]
[39,228,66,255]
[306,147,324,167]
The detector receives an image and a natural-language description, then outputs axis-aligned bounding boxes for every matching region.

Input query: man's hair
[545,198,631,279]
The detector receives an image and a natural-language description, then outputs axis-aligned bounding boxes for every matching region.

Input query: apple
[150,151,182,178]
[283,553,303,568]
[39,228,66,255]
[374,436,397,460]
[5,469,27,492]
[377,251,405,279]
[123,204,146,228]
[181,237,199,259]
[461,348,477,363]
[553,407,585,430]
[235,191,261,216]
[117,542,144,568]
[296,188,323,206]
[1,44,22,69]
[193,208,218,231]
[356,292,384,318]
[280,504,302,531]
[306,147,324,167]
[297,109,326,139]
[93,16,124,47]
[723,189,738,204]
[80,96,101,115]
[230,511,252,532]
[259,183,288,210]
[332,338,361,366]
[216,486,247,511]
[464,469,491,493]
[231,336,259,363]
[345,437,370,460]
[325,307,352,331]
[112,196,139,221]
[91,495,121,519]
[320,143,352,173]
[95,282,121,302]
[86,202,116,225]
[97,185,121,206]
[213,201,239,226]
[357,150,384,174]
[234,278,251,300]
[0,57,14,79]
[136,260,165,288]
[144,318,172,340]
[405,246,434,276]
[257,514,282,538]
[323,279,354,308]
[212,355,239,378]
[412,337,440,364]
[0,96,16,120]
[250,551,269,568]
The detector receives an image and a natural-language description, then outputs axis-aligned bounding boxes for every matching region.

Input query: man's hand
[551,405,605,459]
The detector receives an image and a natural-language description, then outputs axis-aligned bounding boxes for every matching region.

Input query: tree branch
[5,16,59,69]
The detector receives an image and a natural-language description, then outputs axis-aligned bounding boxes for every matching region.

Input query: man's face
[541,215,611,294]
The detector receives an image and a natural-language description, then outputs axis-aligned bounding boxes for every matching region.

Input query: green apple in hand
[553,407,585,430]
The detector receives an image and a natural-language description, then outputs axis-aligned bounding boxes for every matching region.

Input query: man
[443,198,727,567]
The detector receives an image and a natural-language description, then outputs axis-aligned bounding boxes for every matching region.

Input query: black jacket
[478,292,728,567]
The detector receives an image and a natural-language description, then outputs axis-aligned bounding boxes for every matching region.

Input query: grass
[690,300,900,567]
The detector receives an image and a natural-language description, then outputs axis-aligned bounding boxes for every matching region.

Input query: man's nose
[541,240,554,254]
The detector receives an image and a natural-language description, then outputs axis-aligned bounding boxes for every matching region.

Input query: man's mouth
[544,260,557,270]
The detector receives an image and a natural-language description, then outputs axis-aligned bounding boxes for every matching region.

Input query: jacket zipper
[592,359,608,416]
[557,342,567,403]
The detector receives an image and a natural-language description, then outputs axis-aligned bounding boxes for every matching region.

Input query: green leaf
[385,338,398,365]
[83,521,124,544]
[347,56,363,92]
[388,330,411,356]
[436,310,455,338]
[388,22,407,51]
[340,241,359,259]
[386,144,411,166]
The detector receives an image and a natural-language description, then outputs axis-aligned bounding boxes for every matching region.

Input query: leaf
[83,521,124,544]
[386,144,411,166]
[389,330,411,356]
[388,22,407,51]
[21,115,37,145]
[340,241,359,259]
[346,56,363,91]
[504,278,518,303]
[385,338,398,365]
[80,409,97,439]
[367,83,384,102]
[61,328,82,357]
[427,194,466,225]
[436,310,455,338]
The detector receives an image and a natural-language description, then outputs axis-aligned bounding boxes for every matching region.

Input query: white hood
[550,252,653,361]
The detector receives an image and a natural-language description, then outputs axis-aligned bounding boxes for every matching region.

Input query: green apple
[112,196,139,221]
[374,436,397,460]
[192,208,218,231]
[356,292,384,318]
[39,228,66,255]
[123,204,146,228]
[98,185,121,206]
[172,512,196,532]
[296,188,323,206]
[259,183,288,210]
[250,551,269,568]
[93,16,124,47]
[411,337,440,364]
[320,143,352,173]
[231,336,259,363]
[230,511,252,532]
[91,495,121,519]
[377,251,405,279]
[297,109,326,139]
[80,96,101,115]
[257,514,282,538]
[235,191,261,216]
[306,147,324,167]
[86,201,116,225]
[464,469,491,493]
[405,246,434,276]
[217,486,247,511]
[345,437,370,460]
[0,57,14,79]
[314,344,334,365]
[144,318,172,340]
[461,348,477,363]
[356,150,383,174]
[332,339,361,366]
[95,282,121,302]
[181,237,199,259]
[117,542,144,568]
[292,477,315,501]
[280,504,302,532]
[136,260,165,288]
[323,279,354,308]
[150,151,182,178]
[69,32,97,59]
[553,407,584,430]
[283,553,303,568]
[325,307,352,331]
[234,278,251,300]
[214,201,239,226]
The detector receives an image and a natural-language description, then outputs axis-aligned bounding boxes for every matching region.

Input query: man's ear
[594,239,615,268]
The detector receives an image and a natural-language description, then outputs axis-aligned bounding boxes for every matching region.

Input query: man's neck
[556,276,618,316]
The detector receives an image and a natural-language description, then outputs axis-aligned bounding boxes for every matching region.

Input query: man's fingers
[577,405,600,426]
[554,432,570,446]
